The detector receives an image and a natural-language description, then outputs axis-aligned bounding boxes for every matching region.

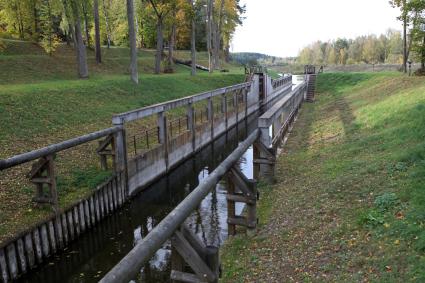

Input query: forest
[0,0,245,81]
[298,0,425,73]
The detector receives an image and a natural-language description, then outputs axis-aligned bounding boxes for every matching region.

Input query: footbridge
[0,69,316,283]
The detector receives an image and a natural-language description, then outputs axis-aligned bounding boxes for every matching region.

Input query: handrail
[100,129,260,283]
[112,82,251,124]
[0,126,122,170]
[259,82,306,128]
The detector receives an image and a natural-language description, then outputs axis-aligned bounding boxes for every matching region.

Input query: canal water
[17,115,258,283]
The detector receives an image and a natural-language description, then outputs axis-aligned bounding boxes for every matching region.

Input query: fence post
[112,121,129,197]
[207,97,214,138]
[158,111,169,170]
[187,103,195,151]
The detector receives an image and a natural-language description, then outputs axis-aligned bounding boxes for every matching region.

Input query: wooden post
[226,167,258,235]
[170,225,219,283]
[226,174,236,236]
[187,103,195,151]
[253,128,276,183]
[157,111,169,170]
[207,97,214,138]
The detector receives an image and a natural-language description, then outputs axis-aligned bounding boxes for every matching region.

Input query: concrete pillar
[158,111,169,170]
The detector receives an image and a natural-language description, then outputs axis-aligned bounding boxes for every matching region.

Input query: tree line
[299,0,425,72]
[298,30,405,66]
[0,0,245,83]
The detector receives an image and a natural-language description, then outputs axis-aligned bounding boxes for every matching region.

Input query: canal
[17,114,258,283]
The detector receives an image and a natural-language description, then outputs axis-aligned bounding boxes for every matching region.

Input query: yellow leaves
[394,239,400,245]
[383,223,390,228]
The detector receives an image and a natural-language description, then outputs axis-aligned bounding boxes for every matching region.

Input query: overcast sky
[232,0,402,57]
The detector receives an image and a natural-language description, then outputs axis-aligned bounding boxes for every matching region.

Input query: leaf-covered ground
[221,72,425,282]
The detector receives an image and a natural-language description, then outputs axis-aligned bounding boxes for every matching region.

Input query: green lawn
[0,39,245,243]
[221,72,425,282]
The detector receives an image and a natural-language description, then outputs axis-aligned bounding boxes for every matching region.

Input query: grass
[0,39,245,243]
[221,72,425,282]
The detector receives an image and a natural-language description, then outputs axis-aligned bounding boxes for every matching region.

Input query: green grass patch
[221,72,425,282]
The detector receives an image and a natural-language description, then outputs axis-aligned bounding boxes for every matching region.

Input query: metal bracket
[170,225,219,283]
[28,154,58,208]
[96,134,115,170]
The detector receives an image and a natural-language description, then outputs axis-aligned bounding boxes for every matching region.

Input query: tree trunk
[403,0,407,73]
[189,0,196,76]
[93,0,102,63]
[206,0,214,73]
[127,0,139,83]
[214,0,225,70]
[102,0,112,48]
[82,1,91,48]
[422,34,425,69]
[224,44,230,63]
[155,17,164,74]
[167,20,176,72]
[71,0,89,78]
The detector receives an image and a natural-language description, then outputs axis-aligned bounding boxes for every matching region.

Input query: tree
[93,0,101,63]
[69,0,89,78]
[206,0,214,72]
[409,0,425,69]
[390,0,411,72]
[39,0,61,55]
[147,0,174,74]
[187,0,196,75]
[101,0,111,48]
[127,0,138,83]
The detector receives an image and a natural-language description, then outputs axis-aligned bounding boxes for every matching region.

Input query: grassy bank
[221,72,425,282]
[0,39,244,243]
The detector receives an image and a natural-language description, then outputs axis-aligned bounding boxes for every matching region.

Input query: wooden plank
[84,200,91,229]
[99,188,105,218]
[114,175,122,207]
[54,216,64,249]
[32,228,43,263]
[170,270,207,283]
[78,202,86,232]
[24,233,35,268]
[228,216,256,229]
[108,183,114,212]
[61,214,69,245]
[0,248,9,283]
[40,224,50,257]
[111,179,118,209]
[73,206,81,236]
[16,238,27,274]
[172,231,215,282]
[47,221,57,253]
[252,158,275,165]
[103,186,109,215]
[89,196,96,225]
[226,194,255,204]
[181,226,207,260]
[5,244,18,280]
[67,211,75,241]
[95,191,101,221]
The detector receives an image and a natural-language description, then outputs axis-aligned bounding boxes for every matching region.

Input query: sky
[232,0,402,57]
